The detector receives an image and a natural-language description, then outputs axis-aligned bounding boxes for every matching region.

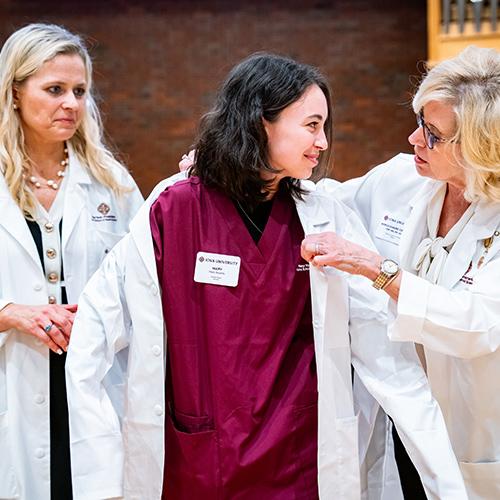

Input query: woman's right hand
[0,303,77,354]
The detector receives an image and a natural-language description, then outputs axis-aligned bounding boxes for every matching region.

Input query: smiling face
[263,84,329,189]
[14,53,87,147]
[408,100,466,189]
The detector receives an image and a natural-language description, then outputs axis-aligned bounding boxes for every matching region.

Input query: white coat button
[44,222,54,233]
[34,283,43,291]
[47,272,58,284]
[48,295,57,304]
[35,448,45,459]
[46,248,57,259]
[151,345,161,356]
[150,283,158,296]
[34,394,45,404]
[154,405,163,416]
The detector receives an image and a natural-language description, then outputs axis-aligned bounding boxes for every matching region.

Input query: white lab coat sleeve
[389,255,500,359]
[342,215,468,500]
[66,236,131,500]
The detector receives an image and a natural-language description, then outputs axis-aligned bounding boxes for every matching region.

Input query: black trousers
[392,424,426,499]
[50,350,73,500]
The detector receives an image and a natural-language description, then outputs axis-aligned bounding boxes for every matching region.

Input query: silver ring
[44,323,53,334]
[315,242,321,255]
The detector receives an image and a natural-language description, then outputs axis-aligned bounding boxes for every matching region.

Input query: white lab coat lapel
[398,179,440,271]
[439,200,500,289]
[61,147,92,252]
[295,182,331,380]
[0,173,43,269]
[296,185,359,499]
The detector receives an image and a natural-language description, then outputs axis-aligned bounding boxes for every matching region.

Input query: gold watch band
[372,273,390,290]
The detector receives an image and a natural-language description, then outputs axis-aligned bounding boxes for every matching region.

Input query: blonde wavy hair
[0,23,131,217]
[413,45,500,203]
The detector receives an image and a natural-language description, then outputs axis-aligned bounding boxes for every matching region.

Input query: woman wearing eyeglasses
[303,46,500,500]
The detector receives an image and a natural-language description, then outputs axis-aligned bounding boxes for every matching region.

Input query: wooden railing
[428,0,500,65]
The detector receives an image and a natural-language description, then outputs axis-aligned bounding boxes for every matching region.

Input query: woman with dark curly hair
[66,53,465,499]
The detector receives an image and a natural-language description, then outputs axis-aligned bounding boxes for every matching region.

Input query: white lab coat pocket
[0,412,20,499]
[460,460,500,500]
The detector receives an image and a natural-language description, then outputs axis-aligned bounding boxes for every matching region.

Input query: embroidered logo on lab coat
[296,263,310,272]
[91,202,117,222]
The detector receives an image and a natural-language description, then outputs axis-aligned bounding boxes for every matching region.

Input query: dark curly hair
[190,52,333,209]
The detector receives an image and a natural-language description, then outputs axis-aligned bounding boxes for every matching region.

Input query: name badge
[375,213,405,245]
[194,251,241,287]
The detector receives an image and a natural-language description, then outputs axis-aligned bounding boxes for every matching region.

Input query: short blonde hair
[413,46,500,203]
[0,23,130,217]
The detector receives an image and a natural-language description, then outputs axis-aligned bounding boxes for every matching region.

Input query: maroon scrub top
[151,178,318,500]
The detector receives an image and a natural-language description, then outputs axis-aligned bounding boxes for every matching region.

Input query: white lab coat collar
[0,170,41,269]
[439,198,500,289]
[129,176,185,290]
[398,178,439,271]
[297,180,332,228]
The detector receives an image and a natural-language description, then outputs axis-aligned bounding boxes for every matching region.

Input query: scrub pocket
[292,402,319,497]
[460,460,500,500]
[163,411,220,499]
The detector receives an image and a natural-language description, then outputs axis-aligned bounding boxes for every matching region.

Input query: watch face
[382,259,399,275]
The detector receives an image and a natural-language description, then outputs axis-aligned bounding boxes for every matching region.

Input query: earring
[13,103,18,110]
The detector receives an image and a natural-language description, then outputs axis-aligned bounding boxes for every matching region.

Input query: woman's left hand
[179,149,195,172]
[301,231,381,279]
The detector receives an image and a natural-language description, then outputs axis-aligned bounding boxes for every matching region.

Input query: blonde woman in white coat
[0,24,143,499]
[304,46,500,500]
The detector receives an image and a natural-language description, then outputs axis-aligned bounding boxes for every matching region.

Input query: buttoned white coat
[330,153,500,500]
[0,149,143,500]
[66,175,466,500]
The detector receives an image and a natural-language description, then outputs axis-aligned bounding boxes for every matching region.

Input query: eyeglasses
[416,110,446,150]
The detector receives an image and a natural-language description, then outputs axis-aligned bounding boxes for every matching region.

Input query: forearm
[319,242,401,301]
[0,301,13,332]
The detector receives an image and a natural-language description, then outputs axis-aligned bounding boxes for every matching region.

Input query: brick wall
[0,0,427,195]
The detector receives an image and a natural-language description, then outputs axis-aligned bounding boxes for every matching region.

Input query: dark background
[0,0,427,195]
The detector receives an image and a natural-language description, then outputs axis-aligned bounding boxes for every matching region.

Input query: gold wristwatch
[372,259,400,290]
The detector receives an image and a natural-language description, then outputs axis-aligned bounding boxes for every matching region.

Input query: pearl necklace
[26,145,69,190]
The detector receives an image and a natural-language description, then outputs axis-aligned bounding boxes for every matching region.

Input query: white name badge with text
[375,213,406,245]
[194,251,241,287]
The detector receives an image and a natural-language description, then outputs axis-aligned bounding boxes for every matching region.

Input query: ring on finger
[44,323,53,334]
[315,242,321,255]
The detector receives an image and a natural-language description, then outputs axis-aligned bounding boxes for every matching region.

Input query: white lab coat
[331,153,500,499]
[0,148,143,500]
[66,174,466,500]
